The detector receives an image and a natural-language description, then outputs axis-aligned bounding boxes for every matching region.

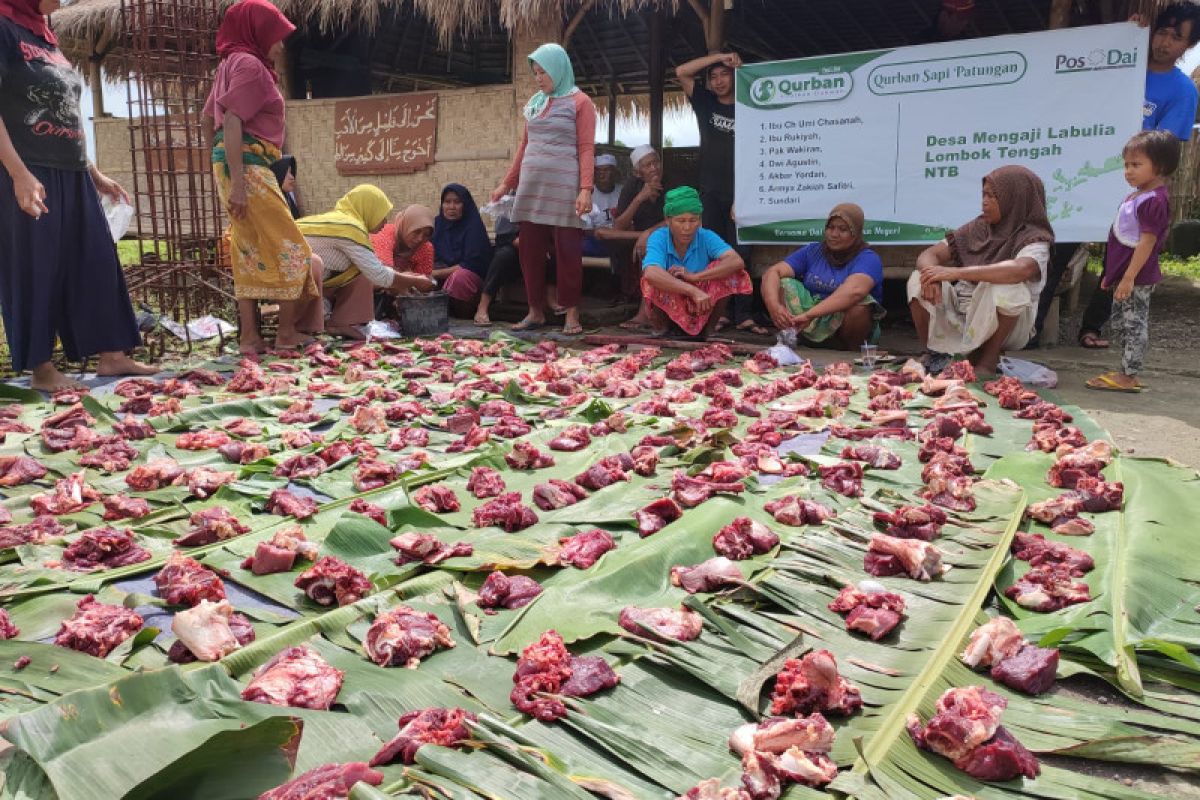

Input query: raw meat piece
[872,504,948,541]
[112,415,155,440]
[577,456,633,491]
[178,507,250,547]
[952,725,1040,781]
[770,649,862,717]
[472,492,538,531]
[1015,401,1072,423]
[53,595,143,657]
[671,557,743,593]
[0,455,47,487]
[101,493,151,521]
[1010,533,1093,575]
[618,606,703,641]
[989,645,1059,695]
[907,686,1007,761]
[445,408,481,434]
[865,534,944,581]
[241,644,344,710]
[918,436,969,464]
[1052,516,1095,536]
[219,441,271,465]
[79,440,139,473]
[478,399,516,417]
[0,608,19,639]
[266,489,320,519]
[818,462,864,497]
[770,746,838,788]
[671,469,743,507]
[171,599,241,661]
[241,525,320,575]
[223,417,263,437]
[840,444,901,470]
[352,458,399,492]
[828,583,906,640]
[155,551,225,606]
[561,655,620,697]
[184,468,235,499]
[385,427,429,451]
[364,606,455,667]
[728,714,835,757]
[113,378,160,397]
[635,497,684,537]
[1026,422,1087,453]
[982,375,1022,397]
[1047,441,1112,489]
[1025,493,1083,525]
[699,461,752,483]
[466,466,505,498]
[370,708,477,767]
[712,517,780,560]
[1004,565,1090,612]
[532,478,588,510]
[558,529,615,568]
[349,405,388,434]
[740,751,782,799]
[548,424,591,451]
[919,415,963,442]
[1070,475,1124,513]
[511,630,573,721]
[0,516,64,548]
[960,617,1025,668]
[273,454,327,479]
[763,496,834,527]
[260,763,383,800]
[169,612,255,664]
[280,430,322,449]
[62,527,150,572]
[384,400,429,422]
[682,780,753,800]
[294,556,372,606]
[42,403,95,431]
[348,499,387,527]
[829,422,914,441]
[939,360,976,382]
[389,532,473,565]
[31,472,101,516]
[477,571,543,610]
[920,457,976,512]
[446,424,490,453]
[492,416,532,438]
[412,484,460,513]
[176,431,231,450]
[505,441,555,469]
[629,445,660,476]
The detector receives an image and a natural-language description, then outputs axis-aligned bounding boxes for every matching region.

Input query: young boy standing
[1086,130,1181,392]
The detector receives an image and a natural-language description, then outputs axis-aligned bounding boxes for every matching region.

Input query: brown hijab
[823,202,868,267]
[392,205,435,266]
[948,165,1055,267]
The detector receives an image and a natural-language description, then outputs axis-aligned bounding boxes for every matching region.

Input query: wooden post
[607,77,617,144]
[709,0,727,51]
[88,58,105,118]
[1048,0,1072,29]
[648,9,664,151]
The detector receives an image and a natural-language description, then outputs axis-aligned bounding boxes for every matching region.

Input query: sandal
[473,316,493,327]
[1079,331,1110,349]
[620,317,651,331]
[713,317,731,333]
[511,318,546,332]
[1085,372,1143,393]
[736,319,771,336]
[562,323,583,336]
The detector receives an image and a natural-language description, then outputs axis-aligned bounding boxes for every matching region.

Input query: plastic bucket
[396,291,449,336]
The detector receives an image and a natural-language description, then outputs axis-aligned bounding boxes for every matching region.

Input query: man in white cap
[594,145,667,326]
[583,153,624,258]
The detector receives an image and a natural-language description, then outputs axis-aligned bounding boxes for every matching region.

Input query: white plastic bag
[766,330,805,366]
[100,195,134,242]
[481,194,515,221]
[998,356,1058,388]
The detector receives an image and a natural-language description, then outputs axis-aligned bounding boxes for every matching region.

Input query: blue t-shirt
[1144,67,1197,140]
[784,242,884,304]
[642,227,733,274]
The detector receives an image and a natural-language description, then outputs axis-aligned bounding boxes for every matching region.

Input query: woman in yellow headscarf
[297,185,435,338]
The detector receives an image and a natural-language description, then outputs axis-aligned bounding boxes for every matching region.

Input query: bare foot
[96,352,159,377]
[275,328,315,349]
[325,324,367,341]
[30,363,87,393]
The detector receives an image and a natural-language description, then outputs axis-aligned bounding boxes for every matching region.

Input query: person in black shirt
[678,51,769,335]
[0,0,154,391]
[918,0,976,44]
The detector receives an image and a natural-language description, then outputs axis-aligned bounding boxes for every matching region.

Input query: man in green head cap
[638,186,751,339]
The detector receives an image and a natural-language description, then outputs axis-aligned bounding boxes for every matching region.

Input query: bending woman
[433,183,492,316]
[761,203,885,349]
[641,186,750,339]
[298,185,434,338]
[908,165,1054,374]
[491,43,596,336]
[204,0,318,354]
[0,0,155,390]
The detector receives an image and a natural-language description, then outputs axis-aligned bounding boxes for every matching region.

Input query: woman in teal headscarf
[640,186,751,338]
[490,43,597,336]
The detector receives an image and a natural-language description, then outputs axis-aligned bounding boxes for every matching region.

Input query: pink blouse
[204,52,286,149]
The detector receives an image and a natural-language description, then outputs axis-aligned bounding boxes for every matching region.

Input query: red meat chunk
[477,571,543,610]
[472,493,538,532]
[670,469,743,508]
[548,424,592,452]
[111,415,155,440]
[184,468,236,499]
[389,532,473,565]
[712,517,780,560]
[577,455,633,491]
[176,431,232,451]
[839,444,901,470]
[952,726,1040,781]
[364,606,455,667]
[353,458,399,492]
[62,527,150,572]
[53,595,143,657]
[491,415,532,438]
[990,645,1059,696]
[532,478,588,511]
[505,441,555,470]
[0,455,47,487]
[1010,532,1094,575]
[1004,565,1090,612]
[670,557,743,593]
[634,497,684,537]
[872,504,947,541]
[864,534,944,581]
[266,489,320,519]
[0,515,65,548]
[348,499,388,527]
[241,645,344,710]
[764,496,834,527]
[273,454,327,479]
[828,585,906,640]
[294,556,372,606]
[101,493,151,521]
[770,649,862,717]
[260,763,383,800]
[30,472,102,516]
[370,708,477,767]
[177,507,250,547]
[558,529,615,569]
[412,484,460,514]
[168,612,255,664]
[1070,475,1123,513]
[818,462,864,497]
[466,466,505,498]
[628,445,660,476]
[511,630,573,721]
[154,551,225,606]
[619,606,703,641]
[561,655,620,697]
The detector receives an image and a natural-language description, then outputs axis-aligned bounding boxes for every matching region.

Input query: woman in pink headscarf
[203,0,320,356]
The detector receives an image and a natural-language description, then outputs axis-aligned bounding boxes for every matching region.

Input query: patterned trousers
[1114,284,1154,376]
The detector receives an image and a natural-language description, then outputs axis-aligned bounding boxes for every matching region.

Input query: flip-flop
[1079,332,1110,349]
[619,319,650,331]
[1085,372,1143,393]
[511,319,546,332]
[713,317,731,333]
[473,318,493,328]
[736,320,771,336]
[562,324,583,336]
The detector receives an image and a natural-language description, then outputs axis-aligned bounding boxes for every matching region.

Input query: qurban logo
[747,71,852,106]
[1054,47,1138,73]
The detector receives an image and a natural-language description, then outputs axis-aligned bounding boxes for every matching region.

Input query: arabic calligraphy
[334,93,438,175]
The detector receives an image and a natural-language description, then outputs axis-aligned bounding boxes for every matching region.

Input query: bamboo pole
[88,58,105,118]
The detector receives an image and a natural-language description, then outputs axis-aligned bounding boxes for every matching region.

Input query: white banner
[734,23,1146,244]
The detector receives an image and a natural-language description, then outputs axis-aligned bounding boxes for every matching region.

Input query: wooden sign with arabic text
[334,93,438,176]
